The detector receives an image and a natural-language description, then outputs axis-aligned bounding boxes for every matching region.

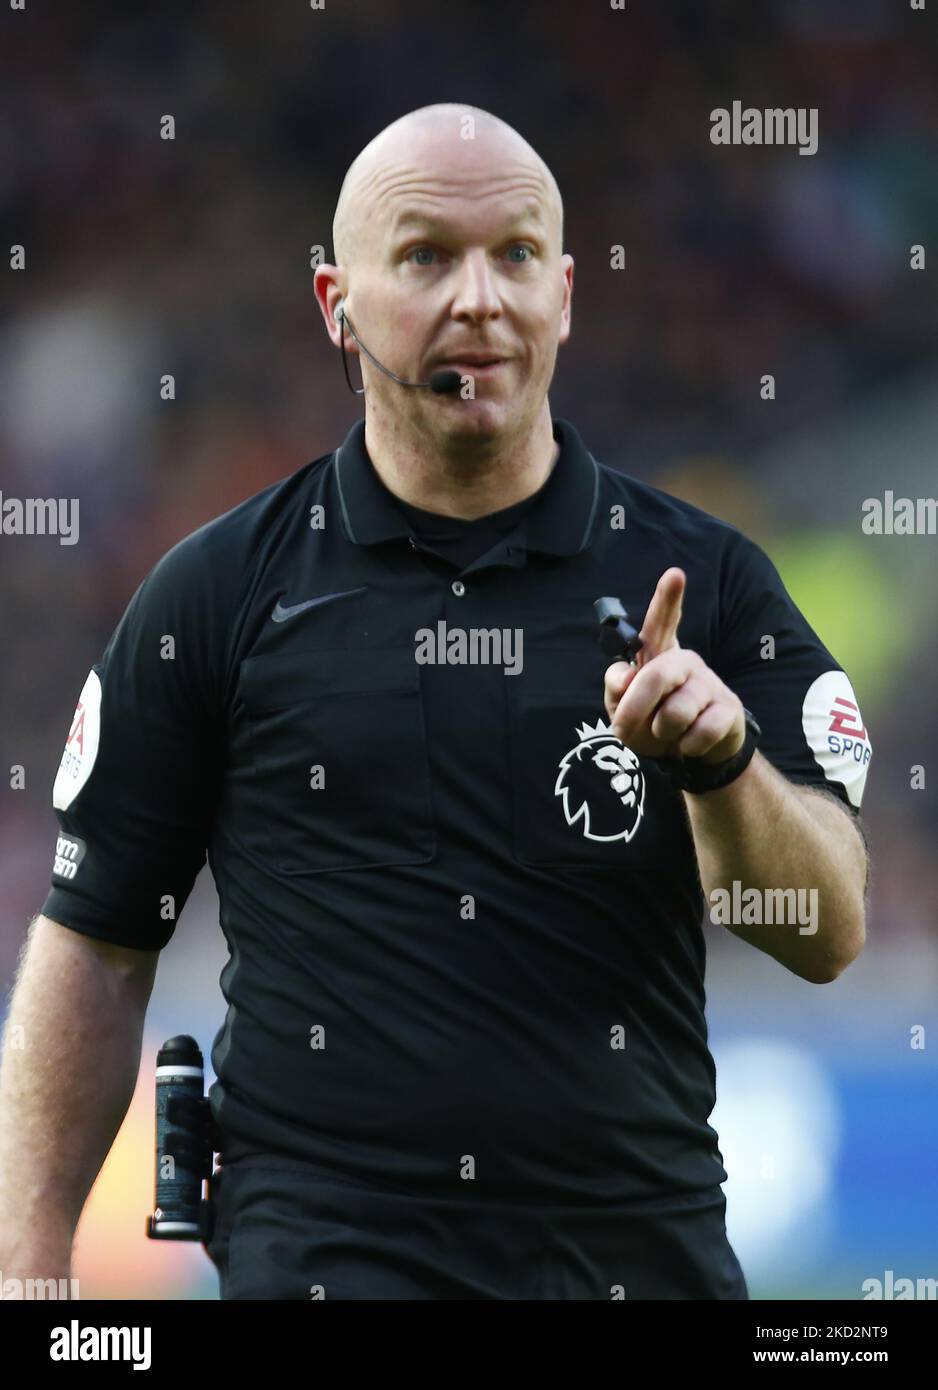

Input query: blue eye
[406,243,535,265]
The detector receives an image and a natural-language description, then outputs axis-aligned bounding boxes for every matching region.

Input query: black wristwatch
[660,707,762,794]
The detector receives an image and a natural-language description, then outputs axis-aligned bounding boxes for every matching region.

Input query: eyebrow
[391,203,547,238]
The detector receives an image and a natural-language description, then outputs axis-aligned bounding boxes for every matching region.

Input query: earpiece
[330,298,462,395]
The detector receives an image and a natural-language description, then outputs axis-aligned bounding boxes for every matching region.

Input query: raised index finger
[639,567,686,658]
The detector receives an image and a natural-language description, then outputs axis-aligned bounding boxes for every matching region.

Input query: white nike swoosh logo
[271,586,368,622]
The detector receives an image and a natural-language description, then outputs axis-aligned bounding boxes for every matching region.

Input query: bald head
[332,104,564,276]
[316,102,574,464]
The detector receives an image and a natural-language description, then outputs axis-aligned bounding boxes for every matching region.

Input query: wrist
[700,725,746,765]
[660,707,762,794]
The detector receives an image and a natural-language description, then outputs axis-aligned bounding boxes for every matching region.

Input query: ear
[313,265,352,351]
[558,254,574,347]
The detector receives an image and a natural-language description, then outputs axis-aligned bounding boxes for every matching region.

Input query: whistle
[594,596,644,664]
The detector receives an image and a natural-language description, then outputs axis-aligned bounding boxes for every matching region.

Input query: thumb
[604,660,638,723]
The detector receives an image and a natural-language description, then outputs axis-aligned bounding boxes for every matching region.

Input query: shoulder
[104,454,336,712]
[595,459,755,565]
[145,453,333,598]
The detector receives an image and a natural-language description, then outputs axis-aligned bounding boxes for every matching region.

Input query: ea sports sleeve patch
[800,670,871,809]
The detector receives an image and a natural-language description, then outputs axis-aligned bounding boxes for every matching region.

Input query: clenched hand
[603,568,746,765]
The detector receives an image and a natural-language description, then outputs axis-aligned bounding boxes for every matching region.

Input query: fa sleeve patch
[53,669,103,811]
[801,670,872,809]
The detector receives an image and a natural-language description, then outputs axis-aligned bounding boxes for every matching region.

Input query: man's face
[323,131,573,447]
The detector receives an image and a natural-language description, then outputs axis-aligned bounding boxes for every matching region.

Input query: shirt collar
[333,416,601,557]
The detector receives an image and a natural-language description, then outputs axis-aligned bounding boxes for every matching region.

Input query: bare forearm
[684,752,868,982]
[0,916,156,1275]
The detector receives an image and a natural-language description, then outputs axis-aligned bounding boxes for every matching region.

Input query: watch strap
[659,707,762,794]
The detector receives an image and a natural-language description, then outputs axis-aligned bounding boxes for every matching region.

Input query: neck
[362,402,561,520]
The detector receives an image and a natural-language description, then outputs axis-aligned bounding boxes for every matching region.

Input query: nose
[450,248,502,325]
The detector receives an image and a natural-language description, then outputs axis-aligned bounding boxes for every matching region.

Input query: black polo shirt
[42,416,872,1207]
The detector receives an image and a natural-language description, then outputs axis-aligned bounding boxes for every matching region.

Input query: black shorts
[203,1157,749,1300]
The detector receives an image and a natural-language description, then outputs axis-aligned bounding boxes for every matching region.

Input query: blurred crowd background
[1,0,936,1299]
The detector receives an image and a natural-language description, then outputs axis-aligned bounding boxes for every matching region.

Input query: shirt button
[451,579,466,596]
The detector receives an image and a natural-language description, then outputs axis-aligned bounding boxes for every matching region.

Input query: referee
[0,104,871,1300]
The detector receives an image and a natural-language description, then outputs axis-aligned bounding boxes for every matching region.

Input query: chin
[435,398,511,438]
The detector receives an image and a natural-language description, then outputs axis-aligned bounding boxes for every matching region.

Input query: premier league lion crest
[555,718,646,844]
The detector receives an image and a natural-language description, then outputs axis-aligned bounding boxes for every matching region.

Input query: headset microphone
[334,300,462,396]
